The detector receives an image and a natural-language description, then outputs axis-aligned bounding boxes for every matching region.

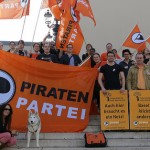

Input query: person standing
[0,104,17,148]
[119,49,134,79]
[7,41,16,53]
[98,51,125,94]
[127,53,150,90]
[36,42,58,63]
[60,44,81,66]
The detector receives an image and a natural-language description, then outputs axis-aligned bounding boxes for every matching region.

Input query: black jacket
[60,54,81,66]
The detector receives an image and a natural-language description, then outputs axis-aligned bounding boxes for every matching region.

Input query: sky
[0,0,50,42]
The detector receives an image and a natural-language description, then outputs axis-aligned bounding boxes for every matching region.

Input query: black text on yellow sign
[100,90,129,130]
[130,90,150,130]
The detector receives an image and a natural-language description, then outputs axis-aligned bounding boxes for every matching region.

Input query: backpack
[84,132,107,147]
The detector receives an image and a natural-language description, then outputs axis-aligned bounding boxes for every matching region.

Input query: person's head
[66,44,73,54]
[122,49,132,60]
[135,52,144,65]
[9,41,16,49]
[107,51,115,62]
[106,43,112,52]
[18,40,25,50]
[92,53,100,63]
[144,48,150,59]
[90,48,95,56]
[33,43,40,52]
[49,41,55,49]
[86,44,92,52]
[43,42,50,54]
[0,104,13,129]
[0,42,3,50]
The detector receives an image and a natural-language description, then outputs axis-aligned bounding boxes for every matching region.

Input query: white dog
[27,110,41,147]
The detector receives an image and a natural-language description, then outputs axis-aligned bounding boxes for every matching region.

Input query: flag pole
[31,0,44,46]
[20,15,27,40]
[20,1,30,40]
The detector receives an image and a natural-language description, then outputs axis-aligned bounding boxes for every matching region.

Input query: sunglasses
[4,108,11,111]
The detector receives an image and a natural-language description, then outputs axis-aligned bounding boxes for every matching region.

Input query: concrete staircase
[3,115,150,150]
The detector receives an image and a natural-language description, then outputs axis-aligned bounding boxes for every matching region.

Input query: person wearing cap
[119,49,135,79]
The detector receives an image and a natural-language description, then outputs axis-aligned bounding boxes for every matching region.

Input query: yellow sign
[130,90,150,130]
[100,90,129,130]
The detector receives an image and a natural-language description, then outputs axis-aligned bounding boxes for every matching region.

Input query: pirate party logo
[0,70,16,105]
[132,32,144,44]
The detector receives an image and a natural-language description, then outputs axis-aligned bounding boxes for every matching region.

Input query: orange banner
[129,90,150,130]
[0,51,97,132]
[56,3,84,54]
[122,24,146,51]
[0,0,30,19]
[76,0,96,25]
[100,90,129,130]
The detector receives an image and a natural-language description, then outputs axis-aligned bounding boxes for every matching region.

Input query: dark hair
[90,48,95,52]
[86,44,92,50]
[122,49,131,56]
[106,43,112,47]
[18,40,25,45]
[33,43,40,48]
[0,104,13,130]
[107,51,115,57]
[9,41,16,45]
[93,52,100,57]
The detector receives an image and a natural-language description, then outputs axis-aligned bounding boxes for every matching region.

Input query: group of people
[0,39,150,148]
[0,39,82,66]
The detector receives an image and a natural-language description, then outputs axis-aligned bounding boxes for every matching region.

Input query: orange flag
[56,2,84,54]
[122,24,146,51]
[146,37,150,44]
[0,0,30,19]
[79,56,91,67]
[42,0,61,20]
[76,0,96,25]
[0,50,97,132]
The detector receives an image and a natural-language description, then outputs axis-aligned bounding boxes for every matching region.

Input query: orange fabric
[0,51,97,132]
[0,0,30,19]
[137,66,146,89]
[122,24,146,51]
[80,56,91,67]
[30,53,39,59]
[56,2,84,55]
[146,37,150,44]
[76,0,96,25]
[94,61,107,79]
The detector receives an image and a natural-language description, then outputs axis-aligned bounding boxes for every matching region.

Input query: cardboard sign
[130,90,150,130]
[100,90,129,130]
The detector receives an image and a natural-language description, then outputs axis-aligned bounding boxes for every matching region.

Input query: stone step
[12,139,150,148]
[3,148,150,150]
[16,132,150,140]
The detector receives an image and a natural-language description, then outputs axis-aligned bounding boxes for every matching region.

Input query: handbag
[84,132,107,147]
